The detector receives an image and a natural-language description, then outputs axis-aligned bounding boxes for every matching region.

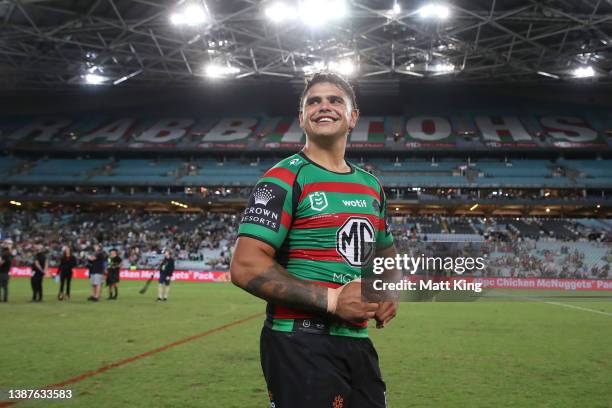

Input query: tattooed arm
[230,236,378,323]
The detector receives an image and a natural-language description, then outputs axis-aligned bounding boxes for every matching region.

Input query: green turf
[0,278,611,407]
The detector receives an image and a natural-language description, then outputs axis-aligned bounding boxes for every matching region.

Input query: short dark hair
[299,71,358,112]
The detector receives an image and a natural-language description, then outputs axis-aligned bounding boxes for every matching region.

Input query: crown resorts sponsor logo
[241,182,286,232]
[253,185,276,206]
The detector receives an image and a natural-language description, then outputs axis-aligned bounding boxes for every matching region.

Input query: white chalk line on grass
[540,300,612,317]
[487,291,612,318]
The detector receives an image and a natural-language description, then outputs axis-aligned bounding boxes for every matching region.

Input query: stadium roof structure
[0,0,611,91]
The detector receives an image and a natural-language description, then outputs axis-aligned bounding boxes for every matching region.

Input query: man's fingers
[375,302,398,328]
[366,302,379,311]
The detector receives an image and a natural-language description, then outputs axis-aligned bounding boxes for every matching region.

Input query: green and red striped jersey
[238,151,393,338]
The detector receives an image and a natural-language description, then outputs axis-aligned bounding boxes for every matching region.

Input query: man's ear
[299,111,305,129]
[349,109,360,130]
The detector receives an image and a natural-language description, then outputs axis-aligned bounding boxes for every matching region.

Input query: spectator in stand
[0,244,13,302]
[157,249,175,301]
[87,244,105,302]
[106,249,121,300]
[31,244,47,302]
[57,246,77,301]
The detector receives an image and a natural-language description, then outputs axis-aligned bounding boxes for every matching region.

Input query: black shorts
[159,274,171,285]
[106,270,120,285]
[260,325,387,408]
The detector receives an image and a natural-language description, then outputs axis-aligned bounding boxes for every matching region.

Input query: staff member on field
[31,244,47,302]
[57,246,76,301]
[157,250,174,301]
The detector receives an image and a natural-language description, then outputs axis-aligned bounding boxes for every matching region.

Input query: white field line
[540,300,612,317]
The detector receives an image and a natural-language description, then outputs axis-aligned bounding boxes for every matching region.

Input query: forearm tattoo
[245,263,328,312]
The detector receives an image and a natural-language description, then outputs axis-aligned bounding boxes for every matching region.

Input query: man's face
[299,82,359,139]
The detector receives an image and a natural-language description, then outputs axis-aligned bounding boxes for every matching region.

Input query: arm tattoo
[245,263,327,312]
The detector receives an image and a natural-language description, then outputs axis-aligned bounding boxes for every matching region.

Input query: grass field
[1,277,611,408]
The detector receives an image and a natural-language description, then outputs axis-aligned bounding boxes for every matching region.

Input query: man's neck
[302,138,349,173]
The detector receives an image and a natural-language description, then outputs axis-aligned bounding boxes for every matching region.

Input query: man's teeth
[317,118,334,122]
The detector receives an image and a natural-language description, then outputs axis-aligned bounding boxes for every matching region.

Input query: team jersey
[237,151,394,338]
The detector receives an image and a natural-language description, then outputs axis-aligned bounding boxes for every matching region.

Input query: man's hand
[374,301,398,329]
[329,280,379,324]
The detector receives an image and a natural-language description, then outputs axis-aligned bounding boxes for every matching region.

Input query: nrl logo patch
[308,191,328,211]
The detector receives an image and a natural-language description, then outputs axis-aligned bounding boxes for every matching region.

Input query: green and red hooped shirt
[237,151,394,337]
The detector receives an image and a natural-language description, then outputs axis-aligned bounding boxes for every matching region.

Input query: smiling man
[230,72,397,407]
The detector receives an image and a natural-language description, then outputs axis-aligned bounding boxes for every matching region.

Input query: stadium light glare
[303,59,356,76]
[390,1,401,15]
[537,71,560,79]
[329,60,355,76]
[300,0,346,27]
[84,73,108,85]
[429,62,455,73]
[597,204,601,208]
[9,200,22,206]
[418,3,450,20]
[545,208,551,213]
[170,200,188,209]
[572,66,595,78]
[205,64,240,78]
[469,204,479,211]
[265,2,297,23]
[170,4,207,26]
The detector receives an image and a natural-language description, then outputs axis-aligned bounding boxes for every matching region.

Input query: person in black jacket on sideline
[31,244,47,302]
[157,250,175,301]
[57,246,76,301]
[0,244,13,302]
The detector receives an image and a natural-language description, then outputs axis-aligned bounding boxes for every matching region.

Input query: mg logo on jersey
[308,191,328,211]
[336,217,375,267]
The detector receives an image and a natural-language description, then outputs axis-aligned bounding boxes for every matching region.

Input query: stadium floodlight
[265,2,297,23]
[430,62,455,73]
[572,66,595,78]
[300,0,346,27]
[418,3,450,19]
[170,3,207,26]
[170,200,188,209]
[205,63,240,78]
[329,60,355,76]
[469,204,479,211]
[84,73,108,85]
[303,59,356,76]
[9,200,22,206]
[390,1,401,16]
[537,71,560,79]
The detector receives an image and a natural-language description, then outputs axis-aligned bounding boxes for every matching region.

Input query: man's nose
[318,99,332,111]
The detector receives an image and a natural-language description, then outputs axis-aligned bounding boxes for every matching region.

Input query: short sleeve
[377,187,394,249]
[237,178,293,250]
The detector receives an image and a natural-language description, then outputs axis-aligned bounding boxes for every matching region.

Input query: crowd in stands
[1,211,610,278]
[0,210,238,270]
